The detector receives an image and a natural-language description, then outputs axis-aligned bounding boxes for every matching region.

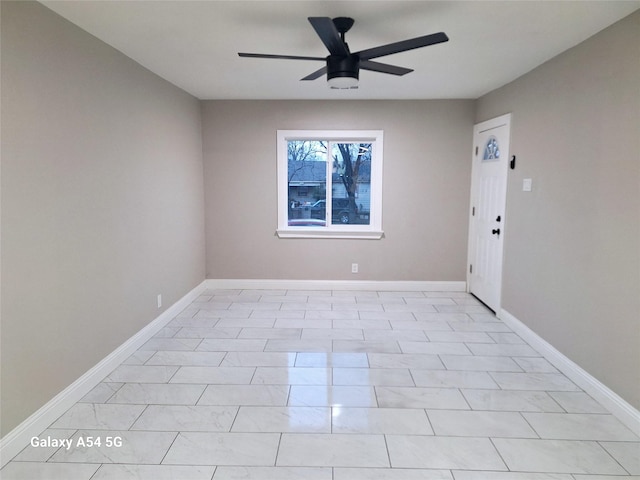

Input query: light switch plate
[523,178,533,192]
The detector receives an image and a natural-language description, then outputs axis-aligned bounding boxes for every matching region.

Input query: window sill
[276,229,384,240]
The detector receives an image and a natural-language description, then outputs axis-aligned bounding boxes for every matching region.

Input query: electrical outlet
[157,294,162,309]
[351,263,359,274]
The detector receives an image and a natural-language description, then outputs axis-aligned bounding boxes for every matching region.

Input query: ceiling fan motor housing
[327,55,360,82]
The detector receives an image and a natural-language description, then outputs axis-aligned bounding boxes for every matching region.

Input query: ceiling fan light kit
[327,55,359,89]
[238,16,448,89]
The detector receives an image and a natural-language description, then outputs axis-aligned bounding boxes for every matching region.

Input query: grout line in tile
[87,464,103,480]
[228,405,242,433]
[158,431,180,466]
[597,440,637,476]
[165,366,181,384]
[273,432,283,467]
[194,383,209,406]
[382,433,392,468]
[487,436,510,471]
[518,410,541,439]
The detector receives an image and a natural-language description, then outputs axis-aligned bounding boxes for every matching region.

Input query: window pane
[331,142,371,225]
[483,136,500,161]
[287,140,327,227]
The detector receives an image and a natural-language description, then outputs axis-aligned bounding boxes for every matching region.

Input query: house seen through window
[277,130,383,239]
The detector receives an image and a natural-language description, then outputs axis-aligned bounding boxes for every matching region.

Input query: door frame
[466,113,512,312]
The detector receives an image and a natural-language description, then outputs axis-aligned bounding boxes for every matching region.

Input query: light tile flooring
[3,289,639,479]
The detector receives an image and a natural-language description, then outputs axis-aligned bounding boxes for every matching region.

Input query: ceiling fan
[238,17,449,89]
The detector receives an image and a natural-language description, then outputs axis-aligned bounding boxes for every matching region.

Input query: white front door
[468,114,511,312]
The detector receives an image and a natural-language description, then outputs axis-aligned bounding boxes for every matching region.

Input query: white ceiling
[41,1,639,100]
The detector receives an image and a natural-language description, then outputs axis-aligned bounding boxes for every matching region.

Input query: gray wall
[1,1,206,435]
[476,11,640,409]
[202,100,475,281]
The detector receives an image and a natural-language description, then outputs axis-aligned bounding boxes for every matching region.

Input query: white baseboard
[0,280,208,468]
[499,308,640,436]
[205,279,466,292]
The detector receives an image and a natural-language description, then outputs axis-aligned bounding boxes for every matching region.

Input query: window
[277,130,384,239]
[483,136,500,160]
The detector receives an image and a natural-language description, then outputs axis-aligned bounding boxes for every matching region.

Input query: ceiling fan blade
[301,66,327,81]
[308,17,350,56]
[360,60,413,76]
[238,53,325,61]
[356,32,449,60]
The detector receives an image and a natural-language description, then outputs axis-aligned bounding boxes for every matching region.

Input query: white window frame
[277,130,384,239]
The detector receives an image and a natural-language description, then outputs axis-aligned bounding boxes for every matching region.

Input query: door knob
[492,228,501,235]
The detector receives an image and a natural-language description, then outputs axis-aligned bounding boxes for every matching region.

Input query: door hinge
[475,146,478,156]
[469,264,473,274]
[472,206,475,216]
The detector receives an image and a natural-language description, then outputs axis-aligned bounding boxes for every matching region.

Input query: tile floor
[2,289,639,479]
